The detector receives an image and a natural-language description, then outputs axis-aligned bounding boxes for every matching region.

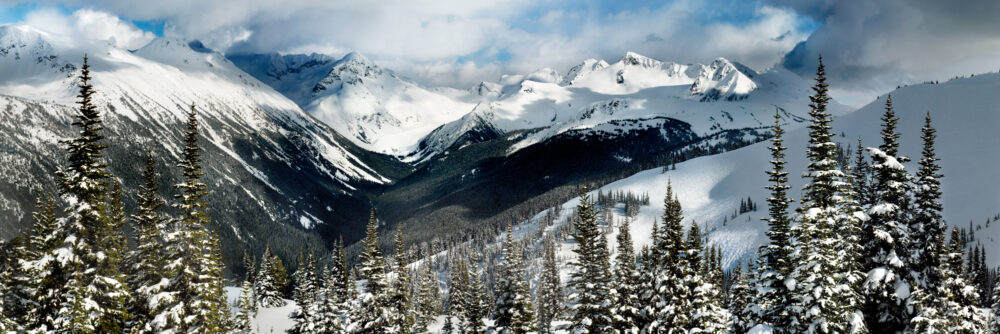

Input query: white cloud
[20,7,154,49]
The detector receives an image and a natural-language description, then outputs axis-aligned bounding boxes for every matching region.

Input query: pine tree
[316,263,346,334]
[447,257,470,332]
[913,113,945,290]
[612,220,641,334]
[234,279,258,333]
[44,55,131,333]
[352,210,392,334]
[937,228,988,332]
[414,264,441,333]
[862,95,914,333]
[387,226,414,332]
[464,261,489,334]
[10,195,60,330]
[127,152,169,333]
[155,104,229,333]
[255,244,287,307]
[749,110,796,333]
[684,223,727,334]
[536,235,562,334]
[989,278,1000,334]
[789,56,864,334]
[646,180,692,333]
[566,186,614,333]
[493,223,535,334]
[291,252,320,334]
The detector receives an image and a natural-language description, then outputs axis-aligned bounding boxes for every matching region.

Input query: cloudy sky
[1,0,999,106]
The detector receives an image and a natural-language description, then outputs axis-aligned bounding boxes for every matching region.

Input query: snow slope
[527,73,1000,271]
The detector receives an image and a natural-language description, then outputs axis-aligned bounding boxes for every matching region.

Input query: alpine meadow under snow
[0,3,999,334]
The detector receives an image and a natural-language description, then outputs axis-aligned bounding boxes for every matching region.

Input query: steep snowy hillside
[496,73,1000,274]
[228,53,338,106]
[0,26,405,269]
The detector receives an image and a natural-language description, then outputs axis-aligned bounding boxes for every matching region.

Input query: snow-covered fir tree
[645,180,692,333]
[536,235,562,334]
[935,228,988,332]
[351,210,394,333]
[566,186,614,333]
[126,152,169,333]
[464,260,489,334]
[612,220,641,334]
[234,279,258,333]
[862,95,915,334]
[684,223,728,334]
[9,195,59,330]
[728,262,755,334]
[315,263,346,334]
[152,104,230,333]
[852,137,876,208]
[446,256,470,333]
[747,110,795,333]
[990,278,1000,334]
[788,56,865,334]
[255,244,287,307]
[414,264,441,333]
[493,223,535,334]
[44,55,131,333]
[290,252,320,334]
[387,226,415,332]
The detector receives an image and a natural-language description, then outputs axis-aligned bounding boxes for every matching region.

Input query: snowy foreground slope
[487,72,1000,282]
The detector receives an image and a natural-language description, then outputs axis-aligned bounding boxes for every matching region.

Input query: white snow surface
[226,287,296,333]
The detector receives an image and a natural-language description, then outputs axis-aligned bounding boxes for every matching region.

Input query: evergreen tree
[989,278,1000,334]
[612,220,641,334]
[862,95,914,333]
[464,261,489,334]
[789,56,865,334]
[536,235,562,334]
[913,113,945,290]
[447,257,470,332]
[750,110,795,333]
[852,137,875,207]
[43,54,131,333]
[646,180,692,333]
[255,244,287,307]
[684,223,727,334]
[493,224,535,334]
[155,104,229,333]
[352,210,393,333]
[936,228,988,332]
[729,262,756,334]
[316,264,346,334]
[10,195,60,330]
[566,186,614,333]
[414,264,441,333]
[387,226,414,332]
[290,252,320,334]
[127,152,169,333]
[234,279,258,333]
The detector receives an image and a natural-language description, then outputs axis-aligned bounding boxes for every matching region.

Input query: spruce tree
[464,261,489,334]
[387,226,414,332]
[750,110,795,333]
[612,220,641,334]
[155,104,229,333]
[684,223,727,334]
[234,279,258,333]
[646,180,692,333]
[42,54,131,333]
[536,235,562,334]
[989,278,1000,334]
[290,252,320,334]
[566,186,614,333]
[11,195,60,330]
[862,95,914,333]
[127,152,169,333]
[789,56,864,334]
[447,257,470,331]
[852,137,875,207]
[913,113,945,290]
[414,264,441,333]
[255,244,287,307]
[352,210,392,333]
[493,224,535,334]
[316,264,346,334]
[729,262,756,334]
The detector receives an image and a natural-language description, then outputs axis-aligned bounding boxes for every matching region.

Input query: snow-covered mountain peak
[132,37,235,72]
[561,58,610,86]
[690,57,758,100]
[621,51,662,68]
[311,51,388,95]
[0,25,76,83]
